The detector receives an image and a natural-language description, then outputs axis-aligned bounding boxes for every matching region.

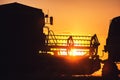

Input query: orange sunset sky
[1,0,120,76]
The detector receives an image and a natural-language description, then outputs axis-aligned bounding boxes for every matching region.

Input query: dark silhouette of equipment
[1,2,113,79]
[1,2,46,80]
[41,33,101,75]
[0,2,100,76]
[102,16,120,80]
[104,16,120,62]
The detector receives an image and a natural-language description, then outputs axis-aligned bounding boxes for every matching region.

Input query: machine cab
[105,16,120,62]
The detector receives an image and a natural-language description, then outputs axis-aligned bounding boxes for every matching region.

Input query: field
[36,74,120,80]
[39,76,102,80]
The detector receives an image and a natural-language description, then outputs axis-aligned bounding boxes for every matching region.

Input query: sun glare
[46,34,92,56]
[69,49,87,56]
[57,49,88,56]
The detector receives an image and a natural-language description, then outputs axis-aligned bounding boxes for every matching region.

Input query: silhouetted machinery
[40,33,101,75]
[1,3,101,77]
[102,16,120,79]
[2,3,119,79]
[40,11,101,75]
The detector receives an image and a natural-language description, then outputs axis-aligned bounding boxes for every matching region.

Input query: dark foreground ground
[8,74,120,80]
[42,76,102,80]
[39,76,120,80]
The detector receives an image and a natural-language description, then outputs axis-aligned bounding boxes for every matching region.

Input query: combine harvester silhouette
[2,2,119,79]
[40,12,101,76]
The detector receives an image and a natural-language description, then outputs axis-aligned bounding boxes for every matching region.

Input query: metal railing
[44,34,100,57]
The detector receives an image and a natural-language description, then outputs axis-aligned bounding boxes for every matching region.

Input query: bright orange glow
[1,0,118,76]
[47,34,92,56]
[57,49,88,56]
[58,49,67,55]
[69,49,87,56]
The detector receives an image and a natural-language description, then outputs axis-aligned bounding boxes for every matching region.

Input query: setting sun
[68,49,88,56]
[2,0,120,78]
[57,49,88,56]
[44,34,100,59]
